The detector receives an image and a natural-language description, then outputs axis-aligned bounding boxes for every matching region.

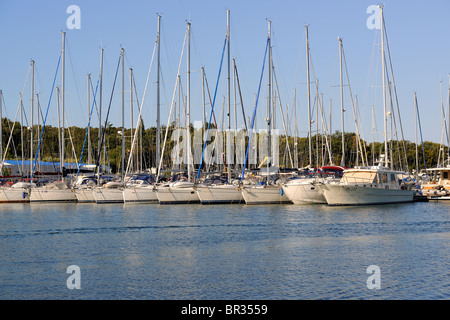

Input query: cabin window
[443,172,448,180]
[343,171,377,184]
[381,173,388,183]
[390,174,396,183]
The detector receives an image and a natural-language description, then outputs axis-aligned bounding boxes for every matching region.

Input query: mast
[380,5,389,168]
[57,87,62,171]
[121,48,125,181]
[415,92,418,179]
[98,47,104,180]
[31,59,34,178]
[201,67,206,131]
[130,68,134,172]
[187,22,191,181]
[267,20,272,178]
[156,14,161,172]
[371,105,375,165]
[61,31,66,177]
[87,74,91,165]
[227,10,231,183]
[233,58,238,140]
[338,36,345,167]
[36,94,41,171]
[20,93,24,174]
[294,89,298,168]
[305,25,312,168]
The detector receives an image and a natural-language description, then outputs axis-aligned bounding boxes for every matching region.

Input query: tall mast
[121,48,125,181]
[294,89,298,168]
[414,92,418,178]
[20,93,24,174]
[380,5,389,168]
[267,20,272,177]
[61,31,66,177]
[36,94,41,170]
[98,47,104,177]
[187,22,191,181]
[227,10,231,182]
[305,25,312,168]
[371,105,375,165]
[30,59,34,178]
[201,66,206,130]
[130,68,134,172]
[156,14,161,171]
[57,87,62,171]
[338,36,345,167]
[233,58,237,138]
[87,74,91,165]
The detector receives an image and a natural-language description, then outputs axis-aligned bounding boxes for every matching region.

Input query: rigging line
[2,95,24,169]
[233,61,247,130]
[382,14,408,166]
[36,96,58,173]
[90,76,100,121]
[0,94,21,168]
[241,36,269,180]
[31,54,61,182]
[196,37,227,181]
[124,36,157,180]
[95,53,122,174]
[206,69,226,166]
[65,37,86,122]
[75,79,100,181]
[156,25,188,182]
[415,93,427,173]
[272,65,293,167]
[342,47,367,167]
[2,65,32,165]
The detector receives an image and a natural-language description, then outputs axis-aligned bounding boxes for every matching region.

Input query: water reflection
[0,201,448,299]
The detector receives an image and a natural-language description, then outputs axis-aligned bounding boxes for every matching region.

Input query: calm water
[0,200,448,300]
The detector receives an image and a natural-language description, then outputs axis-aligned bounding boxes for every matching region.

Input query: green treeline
[1,117,445,173]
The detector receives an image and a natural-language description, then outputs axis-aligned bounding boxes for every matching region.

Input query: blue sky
[1,0,450,146]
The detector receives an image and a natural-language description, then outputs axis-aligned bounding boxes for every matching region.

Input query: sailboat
[195,10,244,205]
[94,48,126,204]
[73,67,102,203]
[239,20,291,205]
[283,28,346,205]
[30,32,77,203]
[122,16,162,204]
[317,6,414,206]
[155,21,200,205]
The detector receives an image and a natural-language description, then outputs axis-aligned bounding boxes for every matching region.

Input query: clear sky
[1,0,450,146]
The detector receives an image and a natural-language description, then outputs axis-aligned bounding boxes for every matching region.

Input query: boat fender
[22,191,26,199]
[280,188,284,196]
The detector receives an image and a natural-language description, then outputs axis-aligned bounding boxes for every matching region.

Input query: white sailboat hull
[282,179,326,204]
[0,188,30,203]
[74,188,95,203]
[123,187,158,203]
[94,187,124,203]
[241,185,291,204]
[156,186,200,204]
[30,188,77,202]
[196,185,244,204]
[318,183,415,206]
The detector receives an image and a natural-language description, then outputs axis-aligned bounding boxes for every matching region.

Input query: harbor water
[0,201,448,300]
